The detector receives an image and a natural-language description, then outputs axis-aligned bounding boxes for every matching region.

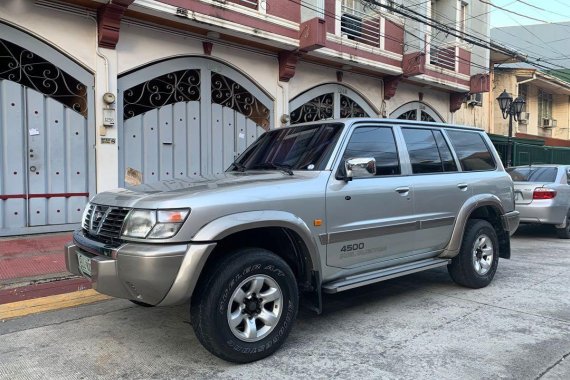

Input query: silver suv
[65,119,519,363]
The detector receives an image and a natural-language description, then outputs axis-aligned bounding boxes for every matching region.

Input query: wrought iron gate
[118,58,273,185]
[0,25,95,236]
[289,83,376,124]
[390,101,444,123]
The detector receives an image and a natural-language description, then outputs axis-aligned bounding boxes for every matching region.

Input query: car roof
[289,118,484,132]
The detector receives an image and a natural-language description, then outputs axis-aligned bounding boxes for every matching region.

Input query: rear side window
[446,130,496,171]
[401,128,457,174]
[507,167,558,183]
[343,126,400,176]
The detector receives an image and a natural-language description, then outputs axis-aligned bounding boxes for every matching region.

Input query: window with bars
[538,89,553,122]
[519,84,528,112]
[341,0,382,47]
[459,1,468,40]
[226,0,259,10]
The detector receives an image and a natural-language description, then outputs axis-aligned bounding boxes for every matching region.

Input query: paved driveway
[1,226,569,379]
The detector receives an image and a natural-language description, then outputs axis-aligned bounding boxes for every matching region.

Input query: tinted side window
[506,167,558,182]
[433,131,458,172]
[446,130,496,171]
[402,128,443,174]
[343,127,401,176]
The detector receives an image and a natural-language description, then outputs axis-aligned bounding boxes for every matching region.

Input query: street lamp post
[496,90,525,167]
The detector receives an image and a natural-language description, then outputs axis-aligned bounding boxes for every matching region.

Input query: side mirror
[344,157,376,181]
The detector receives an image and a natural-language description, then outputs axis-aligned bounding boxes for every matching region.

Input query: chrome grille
[83,204,131,238]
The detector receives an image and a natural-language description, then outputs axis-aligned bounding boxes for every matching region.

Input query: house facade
[0,0,490,236]
[492,68,570,141]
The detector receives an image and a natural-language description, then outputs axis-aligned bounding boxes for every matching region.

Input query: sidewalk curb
[0,277,92,305]
[0,289,112,321]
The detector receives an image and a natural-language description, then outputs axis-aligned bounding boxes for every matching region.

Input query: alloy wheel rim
[227,274,283,342]
[472,233,494,275]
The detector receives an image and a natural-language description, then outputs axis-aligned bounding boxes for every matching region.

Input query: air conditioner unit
[542,118,557,128]
[341,13,362,40]
[518,112,530,124]
[466,93,483,106]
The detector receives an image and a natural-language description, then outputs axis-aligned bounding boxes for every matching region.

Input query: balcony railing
[429,43,457,71]
[226,0,259,10]
[340,4,381,48]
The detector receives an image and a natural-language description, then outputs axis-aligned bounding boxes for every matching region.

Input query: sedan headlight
[122,209,190,239]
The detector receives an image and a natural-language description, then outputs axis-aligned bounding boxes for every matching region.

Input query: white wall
[0,0,96,70]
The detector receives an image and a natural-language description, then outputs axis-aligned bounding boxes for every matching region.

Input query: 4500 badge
[340,242,365,252]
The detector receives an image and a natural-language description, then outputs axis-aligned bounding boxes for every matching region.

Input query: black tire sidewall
[450,219,499,288]
[556,210,570,239]
[194,249,298,363]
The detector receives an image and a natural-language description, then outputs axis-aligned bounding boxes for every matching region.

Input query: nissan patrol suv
[65,119,519,363]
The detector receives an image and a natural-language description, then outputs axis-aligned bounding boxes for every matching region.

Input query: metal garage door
[0,26,95,236]
[118,58,273,185]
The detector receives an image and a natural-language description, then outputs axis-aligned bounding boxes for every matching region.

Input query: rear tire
[555,211,570,239]
[448,219,499,289]
[190,248,298,363]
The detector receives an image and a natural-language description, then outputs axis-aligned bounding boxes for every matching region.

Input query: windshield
[507,167,558,183]
[229,123,344,172]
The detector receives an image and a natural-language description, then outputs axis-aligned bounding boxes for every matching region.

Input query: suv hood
[91,171,320,208]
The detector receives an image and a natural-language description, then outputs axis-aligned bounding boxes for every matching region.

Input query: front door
[325,125,415,269]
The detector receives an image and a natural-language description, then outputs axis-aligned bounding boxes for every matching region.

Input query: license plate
[514,192,522,201]
[77,252,92,277]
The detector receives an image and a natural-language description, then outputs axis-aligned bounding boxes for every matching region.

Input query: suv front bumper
[65,230,216,306]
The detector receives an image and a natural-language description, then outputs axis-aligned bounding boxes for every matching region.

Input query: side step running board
[322,258,450,294]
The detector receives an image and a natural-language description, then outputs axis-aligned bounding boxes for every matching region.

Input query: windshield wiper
[251,162,294,175]
[231,161,246,172]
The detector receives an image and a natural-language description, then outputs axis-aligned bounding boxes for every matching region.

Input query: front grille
[83,204,131,239]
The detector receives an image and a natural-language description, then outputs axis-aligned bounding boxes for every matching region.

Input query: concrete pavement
[0,225,569,379]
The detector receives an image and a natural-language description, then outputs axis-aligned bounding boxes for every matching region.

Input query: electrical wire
[514,0,570,20]
[291,0,492,72]
[479,0,548,23]
[361,0,570,82]
[295,0,570,83]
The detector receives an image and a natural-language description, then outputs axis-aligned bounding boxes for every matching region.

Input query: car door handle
[395,187,410,195]
[457,183,468,190]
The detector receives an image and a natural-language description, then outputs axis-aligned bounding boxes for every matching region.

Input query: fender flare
[439,194,506,259]
[192,210,322,272]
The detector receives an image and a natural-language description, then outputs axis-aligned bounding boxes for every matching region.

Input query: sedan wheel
[556,211,570,239]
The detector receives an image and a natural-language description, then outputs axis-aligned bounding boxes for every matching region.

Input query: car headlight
[81,202,92,229]
[122,209,190,239]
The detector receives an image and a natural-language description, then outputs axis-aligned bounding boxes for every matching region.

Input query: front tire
[129,300,155,307]
[190,248,298,363]
[555,211,570,239]
[448,219,499,289]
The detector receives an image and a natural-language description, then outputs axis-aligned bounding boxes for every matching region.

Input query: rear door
[398,126,470,253]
